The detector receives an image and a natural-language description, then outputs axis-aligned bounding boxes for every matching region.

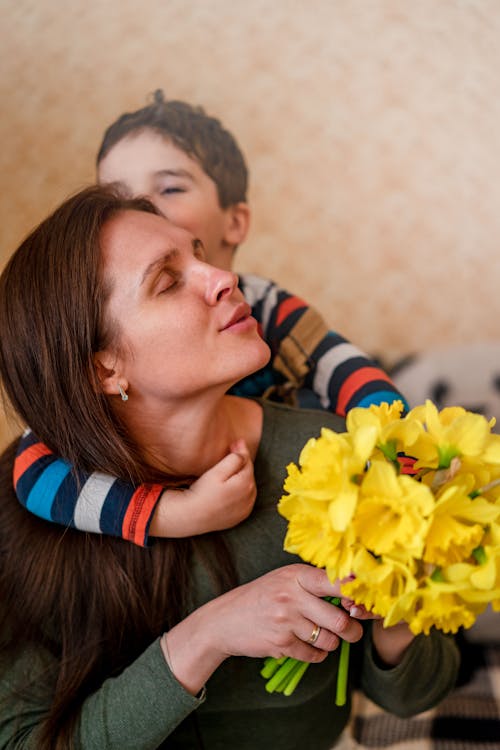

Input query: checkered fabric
[345,644,500,749]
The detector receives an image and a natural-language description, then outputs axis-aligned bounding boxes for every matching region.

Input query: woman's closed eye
[154,270,178,295]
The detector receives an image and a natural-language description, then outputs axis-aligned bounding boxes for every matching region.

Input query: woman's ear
[93,352,128,398]
[222,202,251,248]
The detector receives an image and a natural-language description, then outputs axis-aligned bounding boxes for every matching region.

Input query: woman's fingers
[300,620,340,652]
[340,596,382,620]
[292,566,364,644]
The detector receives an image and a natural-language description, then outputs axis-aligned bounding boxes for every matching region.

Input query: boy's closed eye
[160,186,185,195]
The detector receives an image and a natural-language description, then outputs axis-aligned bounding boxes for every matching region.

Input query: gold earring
[118,384,128,402]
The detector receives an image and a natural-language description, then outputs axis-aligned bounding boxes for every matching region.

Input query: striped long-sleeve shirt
[14,273,408,546]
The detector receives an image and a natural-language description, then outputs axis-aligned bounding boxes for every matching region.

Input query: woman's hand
[339,593,415,667]
[339,595,381,621]
[162,564,365,695]
[371,619,415,667]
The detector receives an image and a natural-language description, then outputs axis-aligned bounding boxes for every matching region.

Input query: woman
[0,186,459,750]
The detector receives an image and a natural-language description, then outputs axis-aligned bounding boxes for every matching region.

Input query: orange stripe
[132,486,163,546]
[122,484,163,546]
[337,367,394,416]
[275,296,306,327]
[13,443,53,487]
[397,455,418,475]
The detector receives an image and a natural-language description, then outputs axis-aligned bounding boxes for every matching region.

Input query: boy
[15,91,407,546]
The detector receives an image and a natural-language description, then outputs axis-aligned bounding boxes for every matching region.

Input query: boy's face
[97,130,244,271]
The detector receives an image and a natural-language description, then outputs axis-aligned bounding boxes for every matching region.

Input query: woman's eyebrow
[140,249,180,286]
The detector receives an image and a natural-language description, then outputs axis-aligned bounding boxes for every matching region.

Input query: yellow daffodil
[404,586,478,635]
[283,512,356,579]
[434,560,498,615]
[279,428,368,532]
[483,520,500,546]
[340,549,417,618]
[347,400,422,467]
[277,399,500,644]
[347,400,406,431]
[477,432,500,466]
[282,431,349,502]
[424,484,499,566]
[353,460,433,558]
[468,545,500,592]
[409,400,496,470]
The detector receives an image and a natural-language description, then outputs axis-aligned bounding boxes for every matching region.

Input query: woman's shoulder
[256,399,345,467]
[260,398,345,434]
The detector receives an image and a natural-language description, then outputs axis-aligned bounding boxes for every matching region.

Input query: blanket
[347,641,500,748]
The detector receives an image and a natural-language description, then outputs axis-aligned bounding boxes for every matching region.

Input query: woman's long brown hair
[0,187,237,748]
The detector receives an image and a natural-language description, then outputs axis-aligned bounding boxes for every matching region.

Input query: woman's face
[98,209,270,402]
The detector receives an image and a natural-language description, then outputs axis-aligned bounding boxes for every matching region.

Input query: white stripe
[260,283,279,336]
[313,342,366,408]
[73,472,115,533]
[240,273,278,335]
[239,273,269,306]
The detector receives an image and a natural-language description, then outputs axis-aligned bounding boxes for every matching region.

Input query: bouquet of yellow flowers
[261,400,500,703]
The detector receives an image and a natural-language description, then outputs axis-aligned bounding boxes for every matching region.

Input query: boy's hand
[189,438,257,530]
[149,439,256,538]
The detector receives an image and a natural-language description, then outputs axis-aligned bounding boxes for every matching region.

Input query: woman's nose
[202,264,238,305]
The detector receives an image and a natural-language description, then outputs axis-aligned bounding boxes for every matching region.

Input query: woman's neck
[122,394,263,478]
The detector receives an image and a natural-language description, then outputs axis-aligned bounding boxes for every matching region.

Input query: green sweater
[0,401,459,749]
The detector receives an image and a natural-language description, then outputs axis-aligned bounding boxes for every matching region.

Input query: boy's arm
[14,430,163,547]
[239,273,408,416]
[15,432,256,545]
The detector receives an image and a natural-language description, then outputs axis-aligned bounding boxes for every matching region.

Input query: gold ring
[307,623,321,644]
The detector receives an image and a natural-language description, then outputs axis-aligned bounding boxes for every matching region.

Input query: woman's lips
[220,303,255,331]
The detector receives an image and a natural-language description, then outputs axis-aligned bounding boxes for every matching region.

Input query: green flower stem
[326,596,341,606]
[260,655,287,679]
[276,660,304,693]
[335,639,350,706]
[283,661,310,696]
[265,656,300,693]
[326,596,350,706]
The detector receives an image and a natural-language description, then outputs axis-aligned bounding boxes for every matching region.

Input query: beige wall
[2,0,500,447]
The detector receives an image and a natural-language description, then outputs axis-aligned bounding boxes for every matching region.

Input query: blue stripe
[100,478,138,537]
[16,453,56,507]
[26,460,72,521]
[51,471,85,527]
[356,390,409,411]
